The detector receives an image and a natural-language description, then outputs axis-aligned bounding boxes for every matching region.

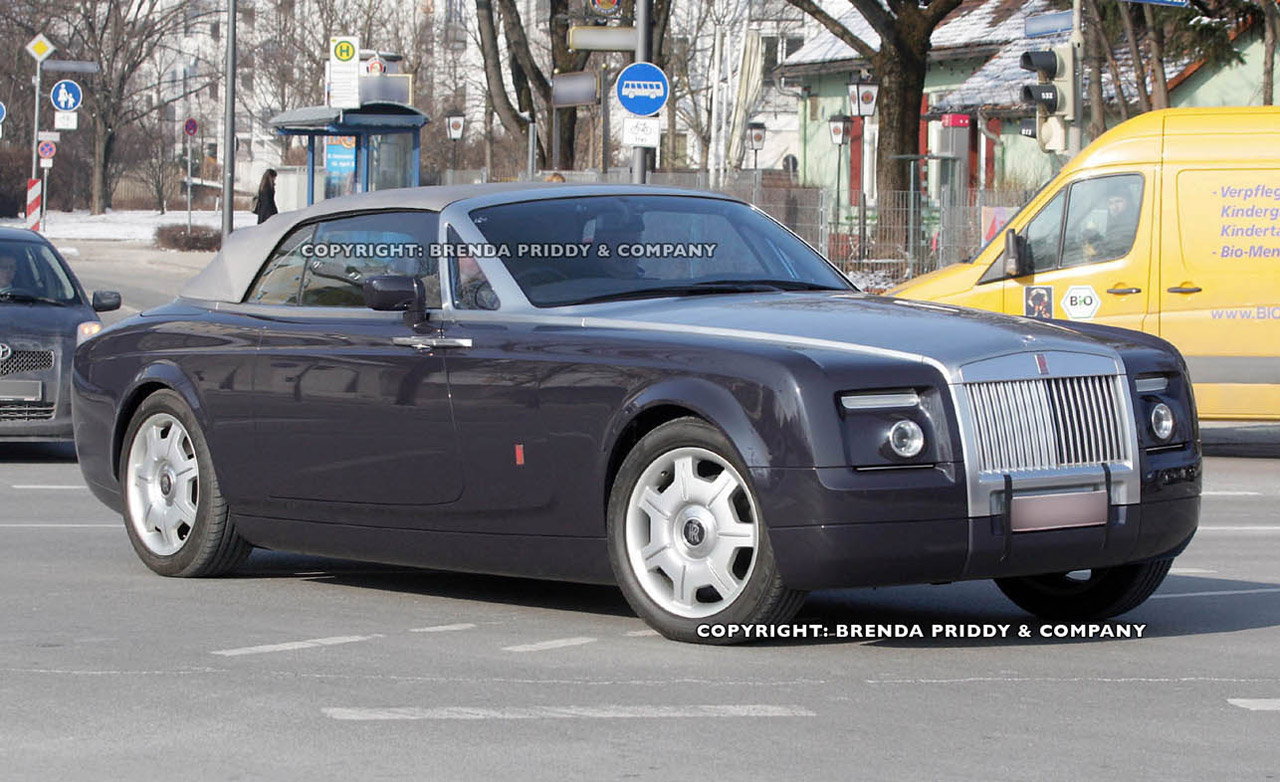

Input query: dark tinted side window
[300,211,441,307]
[244,225,314,304]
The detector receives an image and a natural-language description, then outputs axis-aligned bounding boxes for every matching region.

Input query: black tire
[995,559,1172,621]
[119,389,251,577]
[607,417,806,644]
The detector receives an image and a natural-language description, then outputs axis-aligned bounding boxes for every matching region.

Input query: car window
[0,240,79,304]
[1023,191,1065,273]
[244,225,314,304]
[448,227,500,311]
[299,211,441,308]
[468,196,850,307]
[1059,174,1144,268]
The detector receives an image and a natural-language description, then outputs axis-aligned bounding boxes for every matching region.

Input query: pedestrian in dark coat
[254,169,279,224]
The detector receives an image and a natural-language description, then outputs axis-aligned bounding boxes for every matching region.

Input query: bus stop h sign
[616,62,669,117]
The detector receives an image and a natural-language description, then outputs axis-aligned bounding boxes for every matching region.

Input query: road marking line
[625,629,661,637]
[867,676,1280,685]
[10,485,86,490]
[1170,568,1217,575]
[503,636,597,653]
[1203,491,1263,497]
[212,635,382,657]
[409,623,476,633]
[1153,587,1280,600]
[323,705,816,721]
[1198,526,1280,531]
[1228,699,1280,711]
[0,524,117,528]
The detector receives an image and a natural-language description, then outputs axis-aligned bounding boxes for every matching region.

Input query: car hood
[0,303,91,339]
[567,292,1125,381]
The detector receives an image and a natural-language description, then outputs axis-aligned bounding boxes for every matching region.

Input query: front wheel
[995,559,1172,622]
[607,418,806,644]
[120,390,251,577]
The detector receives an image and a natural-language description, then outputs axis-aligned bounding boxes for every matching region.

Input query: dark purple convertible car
[72,184,1200,643]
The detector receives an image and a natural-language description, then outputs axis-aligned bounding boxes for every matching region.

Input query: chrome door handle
[1106,287,1142,295]
[1167,286,1202,294]
[392,336,473,350]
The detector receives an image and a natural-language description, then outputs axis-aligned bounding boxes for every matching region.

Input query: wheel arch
[111,362,209,479]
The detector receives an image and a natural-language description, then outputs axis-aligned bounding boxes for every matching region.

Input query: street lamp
[746,122,766,170]
[445,111,465,171]
[848,72,880,119]
[828,113,850,225]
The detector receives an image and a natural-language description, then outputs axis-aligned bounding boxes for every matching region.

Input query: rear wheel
[607,418,806,644]
[995,559,1172,621]
[121,390,250,577]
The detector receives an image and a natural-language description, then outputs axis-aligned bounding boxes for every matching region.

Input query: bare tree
[1262,0,1277,105]
[784,0,964,211]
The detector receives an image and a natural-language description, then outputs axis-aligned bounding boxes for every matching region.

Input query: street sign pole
[187,132,193,233]
[31,59,42,180]
[221,0,237,237]
[1068,0,1084,156]
[41,169,48,227]
[632,0,651,184]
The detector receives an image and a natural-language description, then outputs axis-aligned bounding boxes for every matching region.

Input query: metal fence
[436,166,1035,291]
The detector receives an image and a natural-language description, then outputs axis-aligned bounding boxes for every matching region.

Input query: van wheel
[607,417,806,644]
[995,559,1172,621]
[120,390,251,577]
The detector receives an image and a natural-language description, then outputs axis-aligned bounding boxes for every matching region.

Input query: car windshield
[0,240,79,306]
[466,195,852,307]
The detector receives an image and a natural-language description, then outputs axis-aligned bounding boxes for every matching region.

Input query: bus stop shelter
[269,102,430,206]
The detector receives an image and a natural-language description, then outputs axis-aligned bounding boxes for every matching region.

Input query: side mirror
[1003,229,1030,279]
[363,275,426,326]
[91,290,122,312]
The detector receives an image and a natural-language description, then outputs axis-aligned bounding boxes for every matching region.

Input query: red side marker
[514,443,525,466]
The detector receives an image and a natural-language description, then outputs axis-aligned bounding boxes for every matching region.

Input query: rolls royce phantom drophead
[72,184,1200,643]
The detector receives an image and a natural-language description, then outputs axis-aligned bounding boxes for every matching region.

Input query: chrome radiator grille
[965,375,1130,473]
[0,350,55,377]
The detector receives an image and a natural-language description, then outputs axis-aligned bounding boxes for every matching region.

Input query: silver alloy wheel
[124,413,200,556]
[624,446,759,619]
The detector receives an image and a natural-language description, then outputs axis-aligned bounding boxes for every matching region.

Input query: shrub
[155,224,222,251]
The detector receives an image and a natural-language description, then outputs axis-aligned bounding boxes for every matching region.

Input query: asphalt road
[0,241,1275,779]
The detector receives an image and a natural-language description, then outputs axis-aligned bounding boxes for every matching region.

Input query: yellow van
[891,106,1280,420]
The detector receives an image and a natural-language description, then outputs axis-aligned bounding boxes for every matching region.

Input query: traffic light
[1019,43,1075,153]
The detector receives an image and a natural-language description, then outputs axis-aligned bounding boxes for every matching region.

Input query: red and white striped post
[25,178,42,232]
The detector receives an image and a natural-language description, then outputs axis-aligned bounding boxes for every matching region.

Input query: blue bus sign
[616,62,669,117]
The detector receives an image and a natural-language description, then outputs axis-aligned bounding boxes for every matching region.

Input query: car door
[1002,171,1154,332]
[1158,167,1280,419]
[243,210,464,525]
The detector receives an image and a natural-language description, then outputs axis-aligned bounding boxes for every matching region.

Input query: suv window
[300,211,441,307]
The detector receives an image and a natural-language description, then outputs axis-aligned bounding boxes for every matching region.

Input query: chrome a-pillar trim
[946,350,1141,520]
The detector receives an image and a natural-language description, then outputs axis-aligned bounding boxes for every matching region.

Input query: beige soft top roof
[181,182,731,303]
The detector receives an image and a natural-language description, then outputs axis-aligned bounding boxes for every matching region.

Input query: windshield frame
[460,194,854,308]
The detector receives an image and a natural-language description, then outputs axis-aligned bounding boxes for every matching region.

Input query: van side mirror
[1003,229,1030,278]
[363,275,427,327]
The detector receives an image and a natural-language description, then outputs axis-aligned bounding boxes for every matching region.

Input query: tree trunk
[1119,5,1152,113]
[871,47,927,245]
[474,0,532,150]
[91,116,114,215]
[1143,5,1169,109]
[1264,1,1278,106]
[1083,0,1108,139]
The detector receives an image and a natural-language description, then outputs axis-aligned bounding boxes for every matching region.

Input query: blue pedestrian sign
[50,79,83,112]
[0,101,6,124]
[616,63,669,117]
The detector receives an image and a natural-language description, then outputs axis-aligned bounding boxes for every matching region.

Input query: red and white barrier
[25,178,42,232]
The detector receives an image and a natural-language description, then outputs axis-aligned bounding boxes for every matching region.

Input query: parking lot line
[1228,699,1280,711]
[10,485,87,490]
[409,623,476,633]
[1202,491,1264,497]
[212,635,383,657]
[323,705,817,721]
[1197,526,1280,531]
[503,637,597,653]
[1152,587,1280,600]
[0,524,117,528]
[1170,568,1217,575]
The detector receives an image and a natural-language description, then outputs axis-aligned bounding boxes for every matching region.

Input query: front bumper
[756,444,1201,591]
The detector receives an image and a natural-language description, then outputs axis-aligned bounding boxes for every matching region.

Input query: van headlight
[1151,403,1175,442]
[888,419,925,458]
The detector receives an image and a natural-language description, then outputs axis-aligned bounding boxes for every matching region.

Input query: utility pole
[221,0,237,236]
[631,0,650,184]
[30,59,43,180]
[1068,0,1084,156]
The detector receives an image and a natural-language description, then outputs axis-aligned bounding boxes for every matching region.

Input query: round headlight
[888,419,925,458]
[1151,403,1175,441]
